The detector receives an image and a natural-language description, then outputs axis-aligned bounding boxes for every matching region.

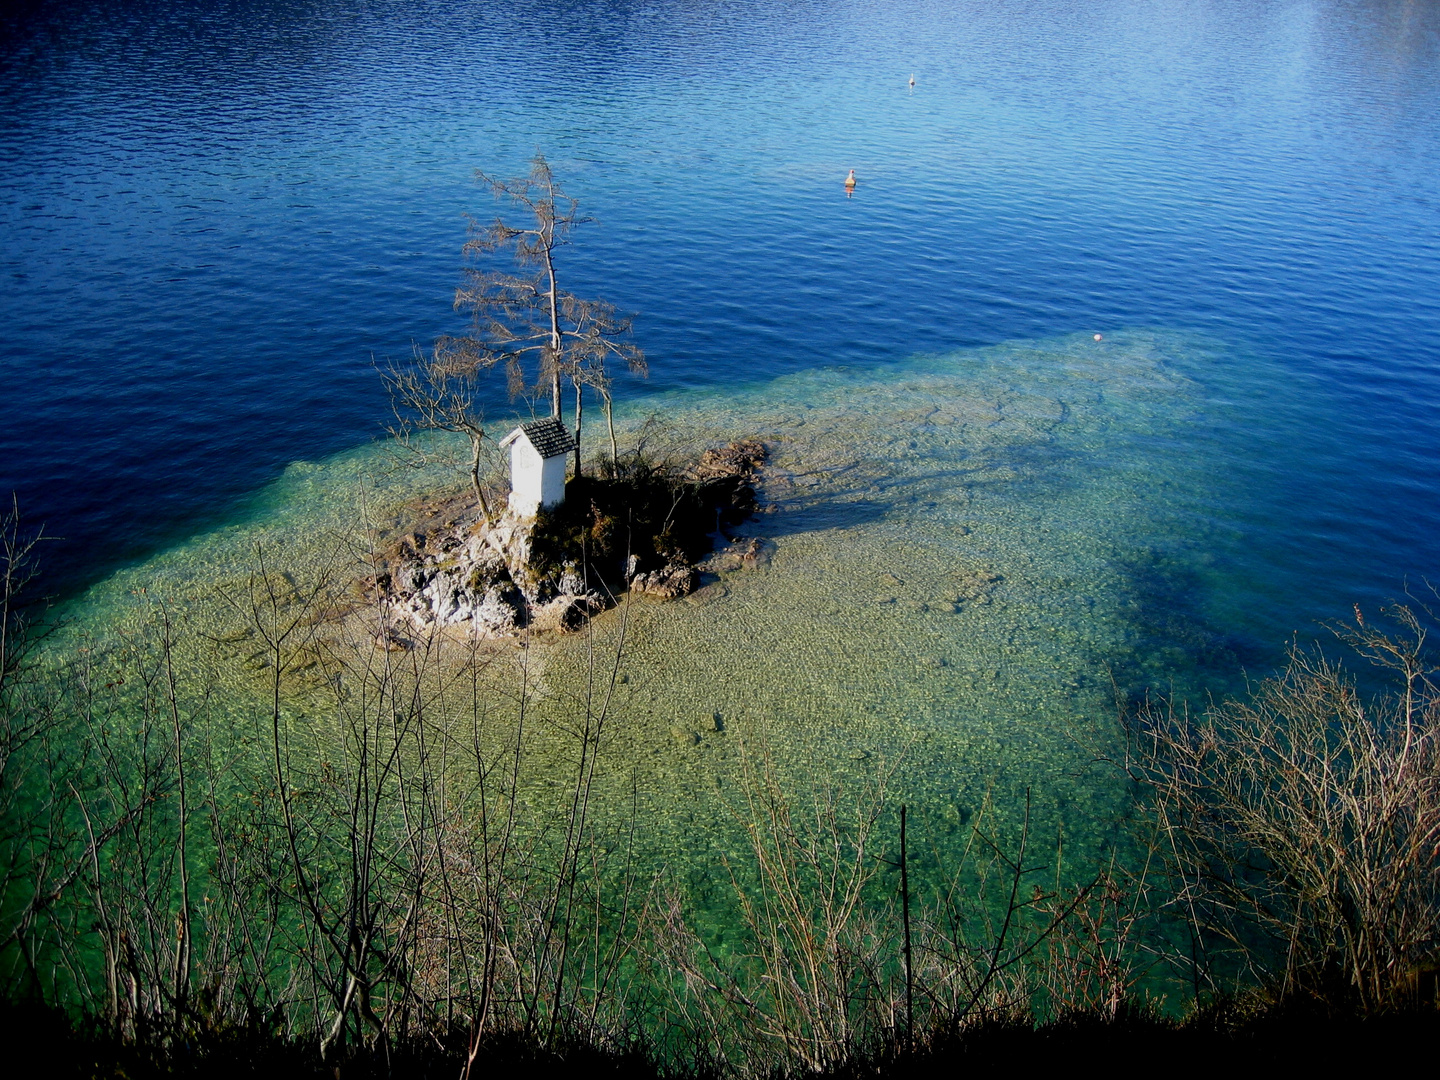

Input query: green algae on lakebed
[44,330,1230,882]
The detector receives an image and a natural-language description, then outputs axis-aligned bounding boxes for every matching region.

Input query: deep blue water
[2,0,1439,668]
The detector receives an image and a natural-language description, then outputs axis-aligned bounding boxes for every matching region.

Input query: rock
[698,536,773,573]
[953,569,1003,605]
[687,439,768,483]
[684,582,729,606]
[631,564,698,599]
[374,627,412,652]
[683,441,768,526]
[472,583,525,635]
[740,537,774,568]
[368,437,770,636]
[464,544,508,582]
[670,725,700,746]
[557,562,586,597]
[529,591,602,633]
[698,545,744,573]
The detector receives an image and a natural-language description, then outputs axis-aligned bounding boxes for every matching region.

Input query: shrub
[1129,600,1440,1012]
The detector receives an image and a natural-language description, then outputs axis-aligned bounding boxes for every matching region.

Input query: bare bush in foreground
[1130,600,1440,1012]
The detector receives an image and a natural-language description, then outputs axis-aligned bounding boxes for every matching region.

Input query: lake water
[4,1,1440,865]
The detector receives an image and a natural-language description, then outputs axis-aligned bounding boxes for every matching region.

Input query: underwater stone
[374,627,412,652]
[740,537,774,568]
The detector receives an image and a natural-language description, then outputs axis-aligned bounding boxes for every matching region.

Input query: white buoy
[1094,333,1103,341]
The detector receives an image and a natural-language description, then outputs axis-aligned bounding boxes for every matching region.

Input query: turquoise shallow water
[47,328,1317,878]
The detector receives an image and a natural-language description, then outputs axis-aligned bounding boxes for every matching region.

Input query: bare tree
[382,344,499,527]
[444,154,646,476]
[1127,598,1440,1012]
[566,296,647,468]
[0,497,51,711]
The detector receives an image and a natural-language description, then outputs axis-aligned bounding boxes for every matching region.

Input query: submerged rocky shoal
[45,330,1240,883]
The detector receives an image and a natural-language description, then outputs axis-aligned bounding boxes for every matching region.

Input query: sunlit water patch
[45,329,1305,888]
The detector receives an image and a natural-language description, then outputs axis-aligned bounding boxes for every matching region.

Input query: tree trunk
[604,389,618,465]
[544,241,563,419]
[470,436,494,526]
[573,379,583,477]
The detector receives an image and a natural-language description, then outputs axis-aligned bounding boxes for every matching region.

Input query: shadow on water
[758,497,892,536]
[1103,543,1253,713]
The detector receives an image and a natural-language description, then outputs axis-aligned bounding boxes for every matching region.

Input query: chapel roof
[502,417,577,459]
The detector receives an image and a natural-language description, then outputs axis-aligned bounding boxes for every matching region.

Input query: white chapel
[499,417,575,517]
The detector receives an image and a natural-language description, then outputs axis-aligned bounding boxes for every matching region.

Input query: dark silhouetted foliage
[528,445,762,589]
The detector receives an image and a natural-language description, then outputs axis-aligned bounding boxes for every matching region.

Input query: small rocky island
[365,424,768,644]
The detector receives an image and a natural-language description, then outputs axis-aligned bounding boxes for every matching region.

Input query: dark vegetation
[529,439,768,589]
[6,1001,1440,1078]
